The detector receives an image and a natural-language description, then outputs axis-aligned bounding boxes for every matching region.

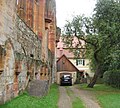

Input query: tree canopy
[62,0,120,88]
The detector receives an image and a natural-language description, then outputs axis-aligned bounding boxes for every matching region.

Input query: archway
[3,40,15,100]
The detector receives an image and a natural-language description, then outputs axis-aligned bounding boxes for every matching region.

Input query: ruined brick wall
[0,0,42,104]
[49,0,57,83]
[45,0,57,83]
[0,0,56,104]
[0,0,17,103]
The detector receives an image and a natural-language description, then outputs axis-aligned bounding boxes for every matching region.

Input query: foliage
[95,0,120,88]
[63,11,104,88]
[0,84,59,108]
[93,0,120,70]
[62,0,120,87]
[104,70,120,88]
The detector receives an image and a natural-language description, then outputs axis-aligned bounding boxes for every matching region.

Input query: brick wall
[0,0,56,104]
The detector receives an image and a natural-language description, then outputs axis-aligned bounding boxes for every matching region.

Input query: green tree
[63,0,120,88]
[94,0,120,88]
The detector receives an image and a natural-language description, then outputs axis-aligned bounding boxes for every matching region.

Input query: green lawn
[72,97,85,108]
[66,86,85,108]
[79,84,120,108]
[0,84,59,108]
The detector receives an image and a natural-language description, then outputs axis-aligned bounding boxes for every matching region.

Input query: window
[76,59,85,66]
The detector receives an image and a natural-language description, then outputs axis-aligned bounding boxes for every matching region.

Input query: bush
[96,78,104,84]
[103,70,120,88]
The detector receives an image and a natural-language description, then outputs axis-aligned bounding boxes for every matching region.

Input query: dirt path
[70,86,101,108]
[58,86,72,108]
[58,85,101,108]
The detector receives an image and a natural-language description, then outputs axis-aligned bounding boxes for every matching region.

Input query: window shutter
[76,59,78,65]
[83,59,85,66]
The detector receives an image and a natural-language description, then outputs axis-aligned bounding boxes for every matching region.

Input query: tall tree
[94,0,120,72]
[63,0,120,88]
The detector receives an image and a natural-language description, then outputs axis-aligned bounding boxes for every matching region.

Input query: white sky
[56,0,96,29]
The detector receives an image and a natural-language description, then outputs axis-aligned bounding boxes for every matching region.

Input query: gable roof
[57,54,80,72]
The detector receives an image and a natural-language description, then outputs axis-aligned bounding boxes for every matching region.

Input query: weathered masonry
[0,0,56,104]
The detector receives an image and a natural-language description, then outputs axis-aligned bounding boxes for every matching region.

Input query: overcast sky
[56,0,96,29]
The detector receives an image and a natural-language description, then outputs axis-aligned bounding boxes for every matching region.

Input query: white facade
[69,59,94,77]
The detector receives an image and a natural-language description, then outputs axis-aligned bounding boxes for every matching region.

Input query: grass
[78,84,120,108]
[72,97,85,108]
[66,86,85,108]
[0,84,59,108]
[98,94,120,108]
[66,86,73,96]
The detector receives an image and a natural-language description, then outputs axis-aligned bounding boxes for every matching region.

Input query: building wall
[57,56,78,72]
[56,36,93,79]
[46,0,56,83]
[0,0,56,104]
[69,59,93,77]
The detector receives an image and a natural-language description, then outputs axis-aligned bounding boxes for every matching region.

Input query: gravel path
[70,86,101,108]
[58,86,72,108]
[58,85,101,108]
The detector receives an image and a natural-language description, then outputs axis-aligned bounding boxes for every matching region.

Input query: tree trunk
[87,49,101,88]
[87,64,101,88]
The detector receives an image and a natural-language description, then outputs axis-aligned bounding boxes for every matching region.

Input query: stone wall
[16,16,41,58]
[0,0,17,104]
[0,0,56,104]
[0,0,42,103]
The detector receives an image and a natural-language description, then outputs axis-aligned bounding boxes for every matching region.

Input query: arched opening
[0,45,5,75]
[4,41,15,99]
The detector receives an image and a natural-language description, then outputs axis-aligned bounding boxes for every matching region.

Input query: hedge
[103,70,120,88]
